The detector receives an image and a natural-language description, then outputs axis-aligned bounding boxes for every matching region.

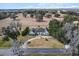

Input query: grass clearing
[28,37,64,48]
[0,36,12,48]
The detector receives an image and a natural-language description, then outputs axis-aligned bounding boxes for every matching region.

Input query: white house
[29,28,49,36]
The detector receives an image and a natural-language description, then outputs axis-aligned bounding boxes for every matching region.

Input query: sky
[0,3,79,9]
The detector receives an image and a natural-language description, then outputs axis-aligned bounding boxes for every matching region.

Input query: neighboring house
[29,28,49,36]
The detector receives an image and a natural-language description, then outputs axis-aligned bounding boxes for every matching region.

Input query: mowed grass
[28,37,64,48]
[0,36,12,48]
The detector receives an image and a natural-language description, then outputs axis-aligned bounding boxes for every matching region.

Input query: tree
[3,26,20,39]
[45,13,52,18]
[63,15,78,23]
[45,38,48,41]
[51,10,57,14]
[22,12,27,18]
[35,10,46,16]
[30,14,34,18]
[60,10,67,14]
[0,12,10,20]
[36,14,43,22]
[54,13,60,17]
[63,22,79,55]
[2,35,9,41]
[22,27,29,36]
[66,11,77,16]
[48,19,65,43]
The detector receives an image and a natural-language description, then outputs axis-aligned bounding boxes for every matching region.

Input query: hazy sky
[0,3,79,9]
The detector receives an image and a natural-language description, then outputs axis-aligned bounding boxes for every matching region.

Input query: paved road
[0,36,65,56]
[0,48,13,56]
[0,48,65,56]
[26,48,65,54]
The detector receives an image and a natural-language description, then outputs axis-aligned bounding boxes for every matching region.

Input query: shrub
[45,13,52,18]
[0,12,10,20]
[30,14,34,18]
[22,12,27,18]
[3,27,20,39]
[48,19,66,44]
[63,15,78,23]
[36,14,43,22]
[45,38,48,41]
[60,10,67,14]
[2,36,9,41]
[27,41,31,44]
[54,13,60,17]
[22,27,29,36]
[51,11,57,14]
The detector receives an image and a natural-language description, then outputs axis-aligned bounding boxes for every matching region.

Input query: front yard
[28,36,64,48]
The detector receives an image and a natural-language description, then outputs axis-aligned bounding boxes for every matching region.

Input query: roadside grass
[0,34,64,48]
[0,36,12,48]
[0,35,35,48]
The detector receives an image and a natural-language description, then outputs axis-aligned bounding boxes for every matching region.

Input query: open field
[16,13,65,29]
[16,13,52,30]
[0,13,52,30]
[0,35,64,48]
[0,17,12,29]
[28,36,64,48]
[18,35,35,42]
[0,13,65,30]
[0,12,65,48]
